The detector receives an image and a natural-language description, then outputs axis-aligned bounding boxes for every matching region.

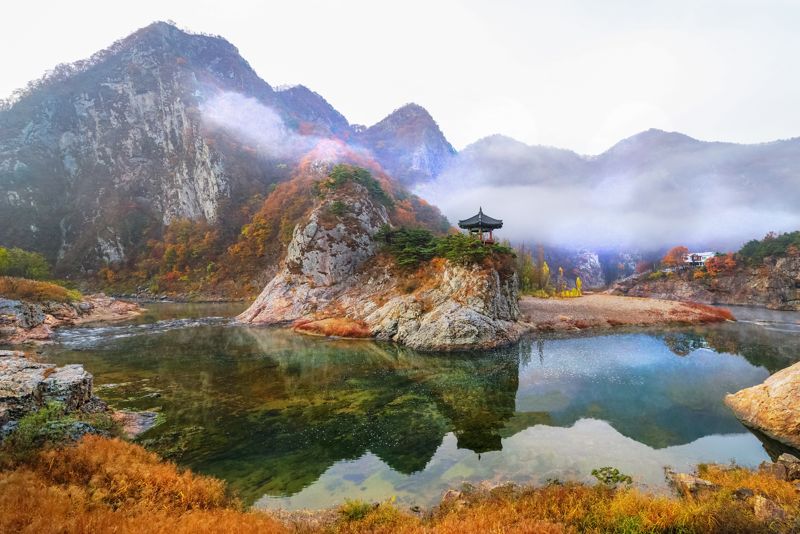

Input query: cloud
[415,136,800,252]
[199,91,316,159]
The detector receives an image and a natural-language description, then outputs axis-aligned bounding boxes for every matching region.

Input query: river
[39,303,800,510]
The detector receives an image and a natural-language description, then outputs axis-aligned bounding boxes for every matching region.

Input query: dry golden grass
[293,317,373,338]
[2,435,798,534]
[331,476,799,534]
[0,276,81,303]
[0,436,287,534]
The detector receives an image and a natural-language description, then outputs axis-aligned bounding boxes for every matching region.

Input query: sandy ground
[519,293,733,332]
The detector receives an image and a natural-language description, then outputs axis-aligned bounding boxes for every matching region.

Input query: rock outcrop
[0,356,98,429]
[725,361,800,451]
[0,294,141,344]
[610,255,800,310]
[0,354,157,439]
[238,180,521,351]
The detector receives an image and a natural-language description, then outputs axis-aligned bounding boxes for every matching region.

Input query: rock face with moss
[725,361,800,452]
[238,178,521,351]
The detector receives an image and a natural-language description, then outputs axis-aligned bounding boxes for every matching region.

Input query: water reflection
[38,304,800,508]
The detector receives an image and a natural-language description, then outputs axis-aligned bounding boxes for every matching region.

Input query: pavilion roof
[458,207,503,229]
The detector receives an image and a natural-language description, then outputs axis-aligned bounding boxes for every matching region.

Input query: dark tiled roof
[458,207,503,229]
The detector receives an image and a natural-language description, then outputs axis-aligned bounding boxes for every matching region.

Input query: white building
[684,251,715,266]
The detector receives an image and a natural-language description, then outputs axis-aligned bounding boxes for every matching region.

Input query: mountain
[355,103,456,186]
[275,85,351,137]
[0,22,454,275]
[421,129,800,251]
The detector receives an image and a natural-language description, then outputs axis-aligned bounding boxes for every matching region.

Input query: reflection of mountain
[517,333,769,449]
[42,320,792,505]
[68,326,523,502]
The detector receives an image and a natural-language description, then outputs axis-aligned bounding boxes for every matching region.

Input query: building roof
[458,207,503,230]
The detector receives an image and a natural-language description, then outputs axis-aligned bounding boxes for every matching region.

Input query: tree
[662,246,689,268]
[512,244,536,293]
[576,276,583,295]
[705,253,737,277]
[0,247,51,279]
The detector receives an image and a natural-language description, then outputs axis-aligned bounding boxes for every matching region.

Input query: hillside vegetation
[98,159,450,298]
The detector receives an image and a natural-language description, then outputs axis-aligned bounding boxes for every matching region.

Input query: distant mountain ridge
[423,128,800,251]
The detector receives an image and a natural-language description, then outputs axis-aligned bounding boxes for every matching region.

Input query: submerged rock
[112,410,160,438]
[725,361,800,451]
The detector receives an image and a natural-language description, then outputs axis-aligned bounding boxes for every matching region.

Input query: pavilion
[458,207,503,244]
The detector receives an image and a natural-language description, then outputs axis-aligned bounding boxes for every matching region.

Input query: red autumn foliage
[704,253,737,277]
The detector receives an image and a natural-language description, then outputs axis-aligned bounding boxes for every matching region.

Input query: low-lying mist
[200,91,318,159]
[415,134,800,253]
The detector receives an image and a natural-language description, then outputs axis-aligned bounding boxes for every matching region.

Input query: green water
[38,303,800,510]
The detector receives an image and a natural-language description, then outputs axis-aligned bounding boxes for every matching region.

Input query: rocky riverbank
[518,293,733,332]
[610,255,800,311]
[0,293,142,345]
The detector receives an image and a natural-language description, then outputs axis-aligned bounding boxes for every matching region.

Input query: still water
[40,303,800,509]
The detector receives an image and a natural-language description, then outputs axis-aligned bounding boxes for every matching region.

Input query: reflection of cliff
[149,327,525,502]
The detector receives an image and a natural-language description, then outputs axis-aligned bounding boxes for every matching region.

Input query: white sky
[3,0,799,153]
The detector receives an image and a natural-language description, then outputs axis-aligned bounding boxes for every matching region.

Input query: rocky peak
[238,179,390,324]
[277,85,351,137]
[356,103,456,186]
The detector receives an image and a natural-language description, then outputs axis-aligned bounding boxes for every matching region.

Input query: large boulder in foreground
[238,179,521,351]
[725,361,800,451]
[0,356,96,428]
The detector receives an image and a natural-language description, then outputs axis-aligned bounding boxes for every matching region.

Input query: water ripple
[55,316,233,348]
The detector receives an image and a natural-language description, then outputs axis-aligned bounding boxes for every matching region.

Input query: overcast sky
[3,0,799,153]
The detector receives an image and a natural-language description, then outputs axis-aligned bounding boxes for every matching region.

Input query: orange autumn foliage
[2,434,799,533]
[704,253,737,277]
[0,277,81,303]
[662,246,689,268]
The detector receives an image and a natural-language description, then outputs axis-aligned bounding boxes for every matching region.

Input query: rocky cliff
[610,256,800,310]
[238,174,521,351]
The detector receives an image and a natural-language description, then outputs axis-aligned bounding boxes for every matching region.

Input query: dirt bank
[519,294,733,332]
